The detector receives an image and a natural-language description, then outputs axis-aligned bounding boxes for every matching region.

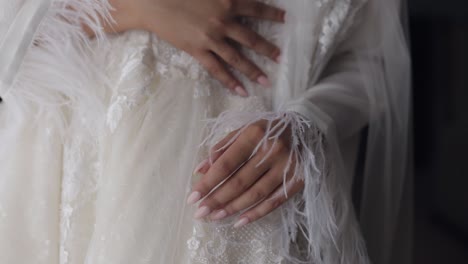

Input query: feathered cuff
[199,110,369,264]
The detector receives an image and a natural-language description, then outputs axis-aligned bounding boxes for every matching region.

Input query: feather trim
[5,0,112,137]
[200,110,370,264]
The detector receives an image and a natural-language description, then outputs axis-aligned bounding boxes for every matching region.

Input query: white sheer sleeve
[0,0,51,96]
[285,1,413,264]
[285,3,374,142]
[197,4,379,263]
[196,3,393,263]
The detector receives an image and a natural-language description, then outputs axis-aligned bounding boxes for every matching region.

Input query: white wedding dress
[0,0,411,264]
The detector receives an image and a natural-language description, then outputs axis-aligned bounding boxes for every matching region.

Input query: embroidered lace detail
[188,215,284,264]
[150,37,217,98]
[103,31,157,132]
[149,0,281,99]
[60,135,101,264]
[318,0,352,55]
[317,0,368,56]
[152,40,203,80]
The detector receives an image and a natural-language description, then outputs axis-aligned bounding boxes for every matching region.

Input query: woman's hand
[102,0,285,97]
[187,119,305,228]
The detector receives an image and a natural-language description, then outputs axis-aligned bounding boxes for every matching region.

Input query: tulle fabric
[0,0,411,263]
[282,1,412,263]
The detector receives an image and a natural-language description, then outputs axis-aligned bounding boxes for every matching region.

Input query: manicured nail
[233,217,250,228]
[194,206,211,219]
[193,159,209,174]
[235,86,248,97]
[275,54,281,64]
[210,209,227,221]
[187,191,201,205]
[280,11,286,23]
[257,75,271,88]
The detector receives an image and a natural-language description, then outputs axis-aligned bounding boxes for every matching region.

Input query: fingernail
[194,206,211,219]
[275,54,281,64]
[193,159,209,174]
[187,191,202,205]
[233,217,250,228]
[257,75,271,88]
[210,209,228,221]
[235,86,248,97]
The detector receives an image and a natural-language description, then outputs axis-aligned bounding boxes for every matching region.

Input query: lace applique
[187,216,284,264]
[104,32,157,133]
[317,0,368,56]
[60,135,101,264]
[106,95,128,133]
[61,38,160,263]
[60,35,162,262]
[318,0,352,55]
[151,36,219,98]
[152,40,207,81]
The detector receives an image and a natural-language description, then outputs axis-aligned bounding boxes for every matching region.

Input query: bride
[0,0,411,263]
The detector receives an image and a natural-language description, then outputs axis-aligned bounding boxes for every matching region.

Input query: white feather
[200,110,370,264]
[6,0,112,139]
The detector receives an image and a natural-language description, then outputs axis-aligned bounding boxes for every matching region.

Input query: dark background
[409,0,468,263]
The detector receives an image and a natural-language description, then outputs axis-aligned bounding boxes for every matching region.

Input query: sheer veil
[0,0,52,95]
[348,0,412,263]
[329,0,412,263]
[279,0,412,263]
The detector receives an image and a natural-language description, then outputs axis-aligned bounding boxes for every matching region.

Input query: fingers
[233,178,304,228]
[209,153,287,220]
[209,142,299,224]
[197,150,272,219]
[193,129,240,175]
[195,51,248,97]
[210,41,271,88]
[226,23,280,63]
[208,129,240,162]
[236,1,285,23]
[188,120,301,227]
[193,2,284,93]
[210,167,282,220]
[188,135,254,208]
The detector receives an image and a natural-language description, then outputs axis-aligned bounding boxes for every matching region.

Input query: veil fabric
[292,0,413,263]
[0,0,411,264]
[0,0,51,94]
[277,0,412,262]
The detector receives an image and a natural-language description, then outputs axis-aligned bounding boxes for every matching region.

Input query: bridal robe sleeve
[203,1,411,264]
[283,1,412,264]
[201,1,411,263]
